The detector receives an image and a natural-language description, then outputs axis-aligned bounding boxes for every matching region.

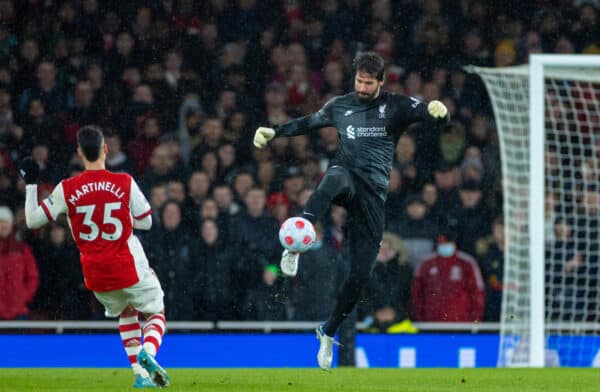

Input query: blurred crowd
[0,0,598,325]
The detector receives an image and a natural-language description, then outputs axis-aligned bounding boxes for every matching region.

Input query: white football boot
[280,249,300,277]
[316,323,337,371]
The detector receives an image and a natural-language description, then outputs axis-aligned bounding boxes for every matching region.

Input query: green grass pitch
[1,368,599,391]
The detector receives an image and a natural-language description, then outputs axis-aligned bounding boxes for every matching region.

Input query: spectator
[439,121,467,165]
[143,201,193,320]
[478,215,505,321]
[231,171,255,205]
[32,221,90,320]
[229,187,280,305]
[20,99,63,160]
[139,144,178,194]
[388,194,437,268]
[493,39,517,67]
[104,132,135,175]
[182,170,211,228]
[63,80,102,145]
[166,179,186,204]
[421,182,441,221]
[213,183,241,217]
[242,264,287,321]
[128,113,163,175]
[461,147,485,183]
[256,160,276,194]
[0,206,39,320]
[199,150,219,181]
[0,84,16,147]
[324,205,346,252]
[411,219,485,322]
[300,154,322,190]
[190,117,224,169]
[217,143,238,183]
[267,191,290,224]
[14,39,40,93]
[367,232,413,332]
[190,219,236,320]
[148,182,168,223]
[395,132,426,192]
[547,216,586,321]
[282,167,305,214]
[433,161,462,219]
[119,82,156,141]
[177,102,203,163]
[18,60,65,118]
[106,30,139,80]
[455,180,490,256]
[571,1,600,51]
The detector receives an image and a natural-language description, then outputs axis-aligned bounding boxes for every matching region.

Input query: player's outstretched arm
[254,98,337,147]
[19,157,66,229]
[390,96,450,130]
[130,177,153,230]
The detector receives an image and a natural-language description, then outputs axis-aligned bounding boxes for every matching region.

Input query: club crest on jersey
[450,266,463,281]
[378,104,386,118]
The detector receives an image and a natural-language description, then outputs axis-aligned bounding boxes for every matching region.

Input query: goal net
[472,55,600,367]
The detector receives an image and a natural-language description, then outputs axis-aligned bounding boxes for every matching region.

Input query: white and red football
[278,217,316,253]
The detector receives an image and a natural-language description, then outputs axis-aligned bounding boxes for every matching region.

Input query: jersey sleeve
[42,182,68,220]
[389,95,450,133]
[25,182,67,228]
[129,177,152,220]
[273,97,336,137]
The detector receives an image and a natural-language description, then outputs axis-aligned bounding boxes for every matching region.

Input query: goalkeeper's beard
[356,88,379,104]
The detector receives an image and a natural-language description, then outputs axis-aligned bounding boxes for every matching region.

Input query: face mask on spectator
[437,243,456,257]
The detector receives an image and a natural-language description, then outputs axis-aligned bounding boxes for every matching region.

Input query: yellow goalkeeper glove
[253,126,275,149]
[427,100,448,119]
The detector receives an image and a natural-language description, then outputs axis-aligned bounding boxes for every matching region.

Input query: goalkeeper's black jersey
[274,91,448,200]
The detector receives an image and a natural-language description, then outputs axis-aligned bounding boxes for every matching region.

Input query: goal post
[472,55,600,367]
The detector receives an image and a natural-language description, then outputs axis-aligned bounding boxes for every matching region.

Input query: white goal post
[472,55,600,367]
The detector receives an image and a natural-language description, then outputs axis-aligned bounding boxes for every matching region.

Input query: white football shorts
[93,268,165,318]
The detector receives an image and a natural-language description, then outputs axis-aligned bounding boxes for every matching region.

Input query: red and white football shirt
[41,169,152,292]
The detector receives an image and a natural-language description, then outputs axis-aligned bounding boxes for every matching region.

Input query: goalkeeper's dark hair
[77,125,104,162]
[353,52,385,81]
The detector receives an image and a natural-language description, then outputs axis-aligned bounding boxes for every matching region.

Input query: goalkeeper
[254,52,450,370]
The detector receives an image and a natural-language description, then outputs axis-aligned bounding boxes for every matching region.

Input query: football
[278,217,316,253]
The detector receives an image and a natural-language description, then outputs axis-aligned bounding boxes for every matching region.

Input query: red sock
[143,313,166,356]
[119,311,142,367]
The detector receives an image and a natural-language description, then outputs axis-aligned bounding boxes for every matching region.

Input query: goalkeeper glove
[17,157,40,185]
[427,100,448,119]
[253,126,275,149]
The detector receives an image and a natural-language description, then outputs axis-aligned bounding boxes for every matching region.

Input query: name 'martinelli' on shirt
[68,181,126,205]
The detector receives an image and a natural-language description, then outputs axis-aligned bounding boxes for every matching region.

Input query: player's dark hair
[77,125,104,162]
[353,52,385,81]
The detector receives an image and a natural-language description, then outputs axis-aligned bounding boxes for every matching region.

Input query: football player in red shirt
[21,126,169,388]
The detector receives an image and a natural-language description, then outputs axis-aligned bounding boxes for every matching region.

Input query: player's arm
[390,95,450,130]
[253,98,336,148]
[19,158,67,229]
[129,177,152,230]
